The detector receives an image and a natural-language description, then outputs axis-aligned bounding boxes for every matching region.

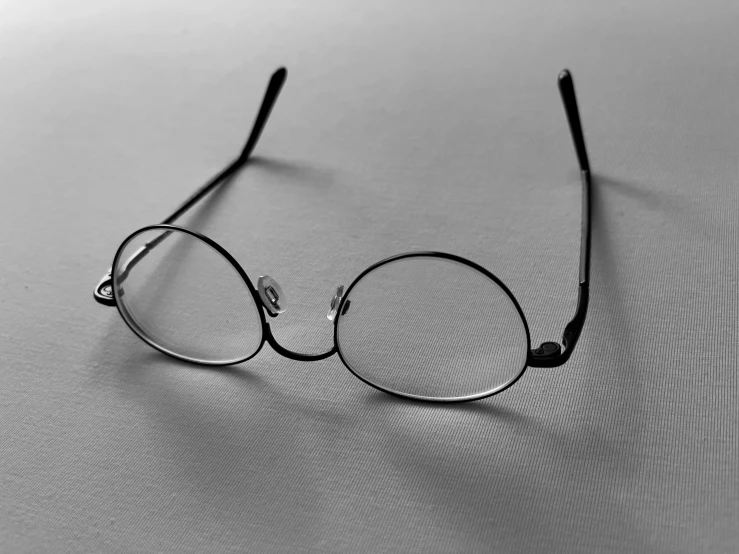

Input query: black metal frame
[94,66,592,402]
[527,70,592,368]
[333,251,532,402]
[112,224,337,364]
[93,68,288,306]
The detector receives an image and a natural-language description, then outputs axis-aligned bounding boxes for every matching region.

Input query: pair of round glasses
[94,67,592,403]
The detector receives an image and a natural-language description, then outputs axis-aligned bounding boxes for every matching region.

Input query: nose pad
[326,285,345,321]
[257,275,286,316]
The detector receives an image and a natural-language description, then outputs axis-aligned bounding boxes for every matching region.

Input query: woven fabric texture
[1,1,737,552]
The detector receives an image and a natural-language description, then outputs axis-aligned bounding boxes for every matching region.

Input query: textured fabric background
[1,1,737,552]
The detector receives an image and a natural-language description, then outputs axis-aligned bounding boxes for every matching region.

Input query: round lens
[113,227,264,364]
[335,255,529,401]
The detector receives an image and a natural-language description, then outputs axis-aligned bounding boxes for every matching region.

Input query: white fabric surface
[1,1,737,552]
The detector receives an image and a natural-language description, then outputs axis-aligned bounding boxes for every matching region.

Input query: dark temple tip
[272,67,287,84]
[264,66,288,104]
[557,68,590,172]
[239,66,289,161]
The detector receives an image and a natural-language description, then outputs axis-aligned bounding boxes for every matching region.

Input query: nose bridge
[254,277,339,362]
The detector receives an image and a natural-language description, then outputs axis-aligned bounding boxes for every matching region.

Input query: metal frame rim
[333,250,532,403]
[112,224,268,367]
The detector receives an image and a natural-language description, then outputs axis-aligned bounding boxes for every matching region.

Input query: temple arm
[529,69,592,367]
[94,67,287,306]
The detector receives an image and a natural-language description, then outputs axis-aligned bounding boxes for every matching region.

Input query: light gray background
[1,1,737,552]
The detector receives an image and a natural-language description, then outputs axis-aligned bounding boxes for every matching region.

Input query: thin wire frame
[112,223,338,364]
[94,66,593,403]
[113,225,268,366]
[334,251,532,402]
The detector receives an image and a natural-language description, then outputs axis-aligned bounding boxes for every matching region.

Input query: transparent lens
[113,228,263,364]
[335,255,529,401]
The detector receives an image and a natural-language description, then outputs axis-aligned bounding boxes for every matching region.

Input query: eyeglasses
[94,67,592,403]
